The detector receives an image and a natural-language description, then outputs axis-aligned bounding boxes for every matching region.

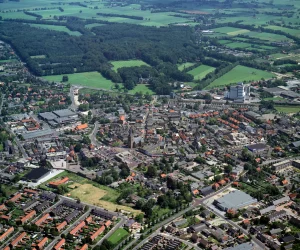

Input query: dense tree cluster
[0,20,200,93]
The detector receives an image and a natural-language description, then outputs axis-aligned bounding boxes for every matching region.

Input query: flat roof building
[23,129,54,141]
[24,167,51,183]
[39,112,58,121]
[53,109,76,118]
[213,190,257,211]
[246,143,267,152]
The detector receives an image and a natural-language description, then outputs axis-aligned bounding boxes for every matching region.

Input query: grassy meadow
[28,23,81,36]
[129,84,154,95]
[188,65,215,80]
[43,71,115,89]
[177,62,195,71]
[111,60,149,71]
[205,65,275,89]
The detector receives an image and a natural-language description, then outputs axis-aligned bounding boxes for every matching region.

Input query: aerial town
[1,24,300,250]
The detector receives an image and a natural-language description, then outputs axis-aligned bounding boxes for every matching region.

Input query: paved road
[69,85,78,111]
[89,121,102,147]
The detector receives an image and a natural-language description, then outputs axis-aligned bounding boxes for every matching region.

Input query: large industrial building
[39,109,78,126]
[225,82,250,102]
[213,190,257,211]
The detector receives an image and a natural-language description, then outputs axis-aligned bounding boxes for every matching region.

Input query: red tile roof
[90,225,105,241]
[37,237,48,250]
[11,232,26,247]
[56,221,67,232]
[0,227,14,242]
[70,221,86,235]
[35,213,50,226]
[54,238,65,250]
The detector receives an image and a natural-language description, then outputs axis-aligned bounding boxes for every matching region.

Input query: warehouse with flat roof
[213,190,257,211]
[24,167,51,183]
[53,109,77,118]
[22,129,54,141]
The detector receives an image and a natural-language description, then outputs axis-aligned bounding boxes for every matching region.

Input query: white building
[225,82,250,102]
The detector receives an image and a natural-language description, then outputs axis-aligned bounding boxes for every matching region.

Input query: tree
[62,75,68,82]
[145,165,157,178]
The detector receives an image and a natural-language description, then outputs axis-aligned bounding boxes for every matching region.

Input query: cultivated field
[43,72,115,89]
[188,64,215,80]
[111,60,149,71]
[107,228,129,245]
[205,65,275,89]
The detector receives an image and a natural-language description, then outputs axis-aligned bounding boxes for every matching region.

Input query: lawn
[111,60,149,71]
[263,97,285,101]
[129,84,154,95]
[188,64,215,80]
[205,65,275,89]
[177,62,195,71]
[108,228,129,245]
[275,106,300,114]
[28,24,81,36]
[43,72,115,89]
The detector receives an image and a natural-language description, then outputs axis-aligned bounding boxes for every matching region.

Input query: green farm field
[28,23,81,36]
[244,31,291,42]
[43,72,115,89]
[188,64,215,80]
[177,62,195,71]
[266,25,300,37]
[205,65,275,89]
[111,60,149,71]
[108,228,129,245]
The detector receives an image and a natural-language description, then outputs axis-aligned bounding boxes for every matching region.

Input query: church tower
[128,127,134,149]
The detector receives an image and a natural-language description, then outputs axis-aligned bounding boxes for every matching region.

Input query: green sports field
[188,64,215,80]
[43,71,115,89]
[275,106,300,114]
[111,60,149,71]
[205,65,275,89]
[107,228,129,245]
